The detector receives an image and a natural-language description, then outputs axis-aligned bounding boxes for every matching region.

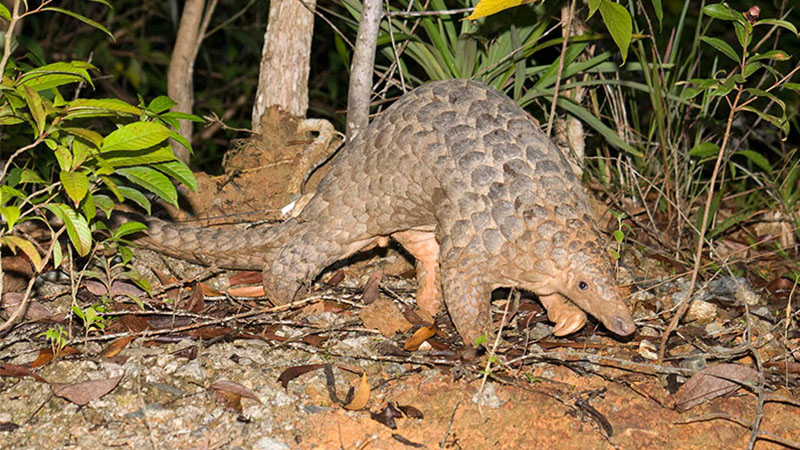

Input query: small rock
[472,383,505,409]
[173,359,206,383]
[253,436,290,450]
[685,299,717,324]
[679,355,706,372]
[736,283,761,306]
[704,322,723,335]
[526,322,552,341]
[638,340,658,360]
[639,326,660,337]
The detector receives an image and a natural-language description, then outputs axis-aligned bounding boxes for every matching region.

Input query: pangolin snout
[610,315,636,336]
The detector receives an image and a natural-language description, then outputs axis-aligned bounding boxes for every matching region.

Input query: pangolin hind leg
[261,219,379,305]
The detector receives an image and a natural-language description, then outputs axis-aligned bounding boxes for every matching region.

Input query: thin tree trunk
[345,0,382,141]
[252,0,317,131]
[167,0,217,163]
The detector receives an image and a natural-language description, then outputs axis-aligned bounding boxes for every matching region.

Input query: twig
[386,7,472,17]
[0,227,66,334]
[440,395,462,450]
[545,0,576,137]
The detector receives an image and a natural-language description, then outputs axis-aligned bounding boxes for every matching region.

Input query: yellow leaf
[343,373,370,411]
[404,325,438,351]
[1,236,44,272]
[465,0,539,21]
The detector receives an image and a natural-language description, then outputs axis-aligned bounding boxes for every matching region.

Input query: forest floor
[1,140,799,449]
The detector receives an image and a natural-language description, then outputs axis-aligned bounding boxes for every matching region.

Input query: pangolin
[134,79,636,348]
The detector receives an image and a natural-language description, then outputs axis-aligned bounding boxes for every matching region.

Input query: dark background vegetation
[16,0,797,171]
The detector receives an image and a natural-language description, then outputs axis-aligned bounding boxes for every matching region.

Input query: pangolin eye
[578,281,589,291]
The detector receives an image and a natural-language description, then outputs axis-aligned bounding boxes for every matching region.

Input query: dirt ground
[1,119,799,449]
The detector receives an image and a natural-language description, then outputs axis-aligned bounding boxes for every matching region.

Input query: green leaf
[1,205,21,230]
[1,236,44,272]
[61,127,104,148]
[735,149,773,175]
[168,131,193,155]
[21,86,46,136]
[702,4,741,21]
[755,19,799,36]
[742,61,762,78]
[100,144,177,167]
[116,186,151,214]
[699,36,740,63]
[113,221,147,240]
[650,0,662,25]
[44,204,93,256]
[154,160,198,192]
[751,50,791,62]
[783,82,800,92]
[101,121,171,152]
[598,0,632,64]
[18,61,94,91]
[117,166,177,207]
[41,7,114,39]
[65,98,142,118]
[745,88,786,113]
[100,176,124,202]
[587,0,601,19]
[0,3,11,21]
[52,237,63,269]
[18,169,46,184]
[59,170,90,205]
[741,106,789,136]
[54,146,73,172]
[681,86,706,101]
[82,192,96,222]
[733,21,749,50]
[613,229,624,243]
[689,141,720,158]
[93,194,115,217]
[147,96,176,114]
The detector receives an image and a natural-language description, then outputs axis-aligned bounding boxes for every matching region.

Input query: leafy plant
[0,1,200,335]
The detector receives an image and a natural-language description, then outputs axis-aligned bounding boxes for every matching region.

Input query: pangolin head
[561,239,635,336]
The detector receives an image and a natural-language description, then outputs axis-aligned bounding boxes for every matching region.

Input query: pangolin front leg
[538,293,587,336]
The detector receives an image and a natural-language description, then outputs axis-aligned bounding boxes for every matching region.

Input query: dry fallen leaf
[362,270,384,305]
[403,326,437,351]
[226,285,266,297]
[674,363,759,412]
[210,380,261,403]
[99,336,136,358]
[343,373,370,411]
[359,297,412,337]
[31,346,80,368]
[52,375,123,406]
[278,364,328,389]
[1,292,53,321]
[0,363,47,383]
[228,271,263,286]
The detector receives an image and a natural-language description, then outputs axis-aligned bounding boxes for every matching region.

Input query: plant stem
[658,86,743,363]
[545,0,576,137]
[0,0,21,88]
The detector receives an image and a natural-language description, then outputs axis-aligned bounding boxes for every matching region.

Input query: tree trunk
[252,0,316,131]
[167,0,216,163]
